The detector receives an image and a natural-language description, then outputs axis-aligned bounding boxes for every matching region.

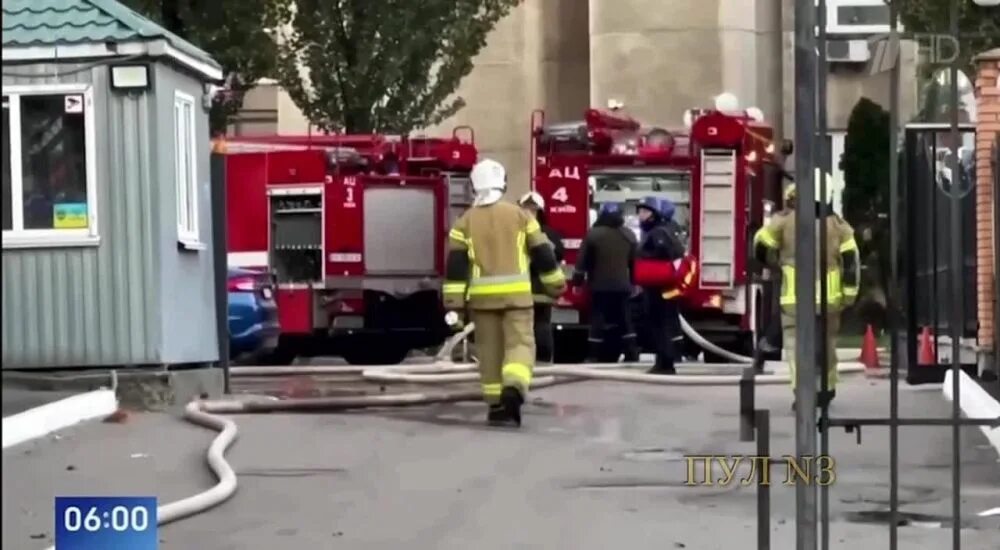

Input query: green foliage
[121,0,291,133]
[898,0,1000,78]
[840,98,892,315]
[276,0,522,134]
[841,98,890,230]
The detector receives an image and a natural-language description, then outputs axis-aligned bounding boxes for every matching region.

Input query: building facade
[2,0,224,369]
[974,48,999,371]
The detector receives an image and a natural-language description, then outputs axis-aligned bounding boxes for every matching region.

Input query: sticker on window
[53,203,88,228]
[64,95,84,114]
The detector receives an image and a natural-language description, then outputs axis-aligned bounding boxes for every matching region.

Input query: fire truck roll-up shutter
[363,186,437,275]
[699,149,737,288]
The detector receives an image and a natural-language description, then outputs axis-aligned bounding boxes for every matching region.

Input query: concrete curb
[942,369,1000,458]
[2,389,118,449]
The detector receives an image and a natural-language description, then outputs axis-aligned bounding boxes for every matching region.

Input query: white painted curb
[2,389,119,449]
[942,370,1000,458]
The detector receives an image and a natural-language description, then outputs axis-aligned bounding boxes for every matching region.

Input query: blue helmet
[598,202,621,216]
[637,196,661,216]
[659,198,676,221]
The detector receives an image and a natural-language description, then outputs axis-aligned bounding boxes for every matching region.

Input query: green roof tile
[3,0,220,73]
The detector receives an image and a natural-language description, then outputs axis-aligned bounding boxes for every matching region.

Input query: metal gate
[739,128,1000,550]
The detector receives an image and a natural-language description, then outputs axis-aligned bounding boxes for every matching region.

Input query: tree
[898,0,1000,79]
[275,0,522,134]
[122,0,291,133]
[840,98,892,329]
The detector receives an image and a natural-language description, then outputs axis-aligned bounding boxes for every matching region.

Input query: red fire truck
[530,106,786,362]
[221,130,478,364]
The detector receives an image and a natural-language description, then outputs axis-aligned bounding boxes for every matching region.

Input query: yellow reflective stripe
[779,266,848,306]
[843,286,858,297]
[517,231,528,273]
[839,237,859,253]
[502,362,532,386]
[482,383,503,397]
[662,289,681,299]
[467,281,532,296]
[754,228,779,248]
[442,282,467,295]
[525,218,541,235]
[539,268,565,285]
[466,241,480,279]
[449,228,466,242]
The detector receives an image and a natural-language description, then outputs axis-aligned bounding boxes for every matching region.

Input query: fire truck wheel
[257,347,297,366]
[342,345,410,366]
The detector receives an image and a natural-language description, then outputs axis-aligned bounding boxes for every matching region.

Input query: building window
[825,0,893,35]
[2,85,98,248]
[174,91,199,244]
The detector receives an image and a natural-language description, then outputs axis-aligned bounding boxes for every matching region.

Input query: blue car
[228,268,280,361]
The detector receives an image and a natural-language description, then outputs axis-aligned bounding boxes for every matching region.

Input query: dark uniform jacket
[530,219,566,303]
[572,210,637,292]
[638,221,685,262]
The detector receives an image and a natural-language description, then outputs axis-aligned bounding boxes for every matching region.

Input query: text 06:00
[63,505,150,532]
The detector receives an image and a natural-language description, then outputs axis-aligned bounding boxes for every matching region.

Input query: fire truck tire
[342,345,410,366]
[257,347,297,366]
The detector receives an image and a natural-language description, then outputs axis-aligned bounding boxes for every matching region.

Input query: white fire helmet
[470,158,507,206]
[518,191,545,209]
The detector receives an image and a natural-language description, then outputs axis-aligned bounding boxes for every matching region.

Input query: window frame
[173,90,201,247]
[824,0,894,35]
[2,83,99,249]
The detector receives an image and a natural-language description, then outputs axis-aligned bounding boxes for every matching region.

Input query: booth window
[2,85,97,248]
[174,91,200,246]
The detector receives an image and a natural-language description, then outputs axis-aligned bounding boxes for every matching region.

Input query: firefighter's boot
[622,335,640,363]
[487,404,512,426]
[499,386,524,427]
[751,338,776,373]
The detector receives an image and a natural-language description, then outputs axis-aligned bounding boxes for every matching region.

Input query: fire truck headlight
[746,150,758,163]
[765,142,776,154]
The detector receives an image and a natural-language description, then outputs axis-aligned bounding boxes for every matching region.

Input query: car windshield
[588,170,691,244]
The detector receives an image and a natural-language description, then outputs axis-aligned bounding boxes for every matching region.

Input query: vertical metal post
[756,409,772,550]
[794,0,819,547]
[946,1,962,546]
[815,1,831,547]
[886,3,901,548]
[211,149,231,394]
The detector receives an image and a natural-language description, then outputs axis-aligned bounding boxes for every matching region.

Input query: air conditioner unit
[826,39,871,63]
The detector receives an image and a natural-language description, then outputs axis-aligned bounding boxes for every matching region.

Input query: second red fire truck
[530,104,787,362]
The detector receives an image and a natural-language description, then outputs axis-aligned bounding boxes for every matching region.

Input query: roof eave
[1,38,224,82]
[974,48,1000,63]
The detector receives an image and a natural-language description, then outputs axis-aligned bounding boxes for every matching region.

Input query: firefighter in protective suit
[752,171,860,409]
[443,159,566,427]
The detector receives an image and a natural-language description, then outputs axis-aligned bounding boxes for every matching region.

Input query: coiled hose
[43,316,861,548]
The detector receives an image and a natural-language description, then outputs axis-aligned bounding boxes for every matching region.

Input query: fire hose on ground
[44,315,863,547]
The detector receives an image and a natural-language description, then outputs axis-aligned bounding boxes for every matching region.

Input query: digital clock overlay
[55,496,157,550]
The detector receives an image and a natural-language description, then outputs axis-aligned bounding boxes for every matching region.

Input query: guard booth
[900,123,979,378]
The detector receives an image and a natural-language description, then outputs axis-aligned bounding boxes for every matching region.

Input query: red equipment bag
[634,258,680,287]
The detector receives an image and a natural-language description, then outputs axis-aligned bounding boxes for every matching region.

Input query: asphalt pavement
[3,373,998,550]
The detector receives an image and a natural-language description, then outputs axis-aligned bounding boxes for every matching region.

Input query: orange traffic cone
[860,324,883,377]
[917,327,937,366]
